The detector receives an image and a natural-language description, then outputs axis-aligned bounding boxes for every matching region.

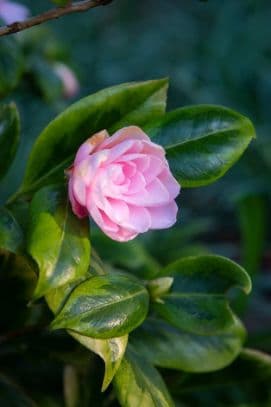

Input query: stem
[0,0,114,37]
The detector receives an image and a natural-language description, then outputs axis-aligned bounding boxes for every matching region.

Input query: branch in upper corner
[0,0,114,38]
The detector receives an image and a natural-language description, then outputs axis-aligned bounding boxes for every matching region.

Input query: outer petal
[97,126,149,150]
[158,168,181,200]
[74,130,109,165]
[68,178,88,218]
[90,203,137,242]
[148,201,179,229]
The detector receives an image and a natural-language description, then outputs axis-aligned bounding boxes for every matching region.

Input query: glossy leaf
[131,316,246,373]
[46,278,128,391]
[114,346,174,407]
[51,272,149,339]
[146,105,255,187]
[71,332,128,391]
[0,103,20,180]
[153,255,251,335]
[19,79,168,196]
[28,185,91,299]
[0,207,23,253]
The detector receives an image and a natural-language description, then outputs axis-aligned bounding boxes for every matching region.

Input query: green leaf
[70,332,128,392]
[0,207,23,253]
[19,79,168,197]
[146,105,255,187]
[50,272,149,339]
[131,316,246,373]
[27,185,91,299]
[153,255,251,335]
[0,103,20,180]
[0,37,24,97]
[172,349,271,405]
[114,346,174,407]
[46,276,127,391]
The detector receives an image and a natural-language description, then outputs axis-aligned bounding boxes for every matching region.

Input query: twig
[0,0,114,37]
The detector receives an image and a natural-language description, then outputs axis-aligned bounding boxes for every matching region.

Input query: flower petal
[148,201,179,229]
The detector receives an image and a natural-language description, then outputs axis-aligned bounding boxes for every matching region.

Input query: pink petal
[141,140,165,158]
[74,130,109,165]
[68,179,88,218]
[90,203,137,242]
[148,201,179,229]
[143,155,164,183]
[105,140,143,164]
[158,168,180,200]
[72,176,87,206]
[122,205,151,233]
[99,126,149,150]
[126,171,146,195]
[117,153,150,173]
[123,178,169,206]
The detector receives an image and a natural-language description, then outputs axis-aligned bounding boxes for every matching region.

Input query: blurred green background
[1,0,271,405]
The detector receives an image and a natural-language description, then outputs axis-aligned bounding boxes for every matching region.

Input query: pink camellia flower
[54,63,80,99]
[0,0,29,25]
[68,126,180,242]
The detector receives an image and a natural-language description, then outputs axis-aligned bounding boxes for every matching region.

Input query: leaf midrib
[164,123,246,151]
[65,286,147,319]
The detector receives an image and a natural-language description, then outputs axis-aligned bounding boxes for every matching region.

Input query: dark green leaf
[46,275,127,391]
[153,255,251,335]
[0,103,20,180]
[146,105,255,187]
[18,79,168,197]
[131,316,246,373]
[114,346,174,407]
[0,207,23,253]
[50,272,149,339]
[27,185,91,299]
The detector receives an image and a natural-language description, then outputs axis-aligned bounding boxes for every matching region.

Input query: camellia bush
[2,77,271,406]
